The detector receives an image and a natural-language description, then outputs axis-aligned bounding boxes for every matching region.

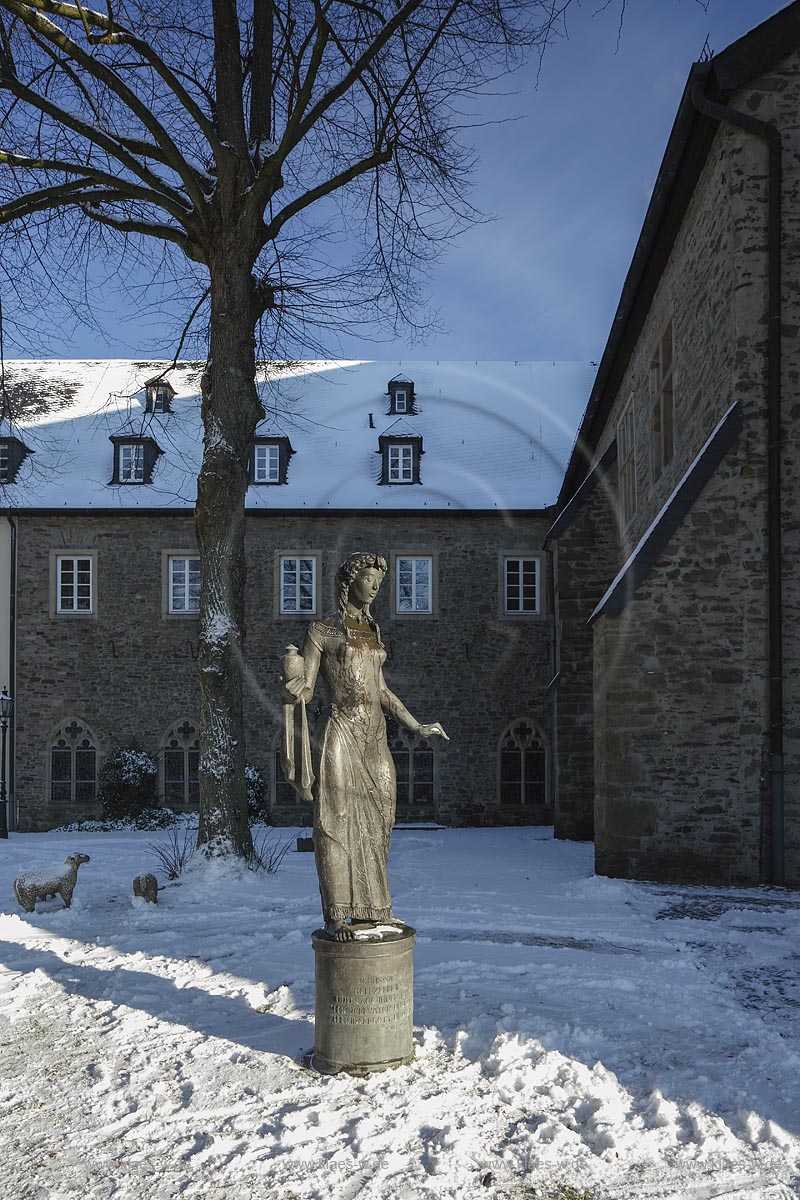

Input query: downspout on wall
[5,514,16,830]
[691,82,784,885]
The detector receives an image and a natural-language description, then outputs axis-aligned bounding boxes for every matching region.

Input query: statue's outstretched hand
[418,722,449,741]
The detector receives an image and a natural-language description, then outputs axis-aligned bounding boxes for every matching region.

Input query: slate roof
[0,358,595,512]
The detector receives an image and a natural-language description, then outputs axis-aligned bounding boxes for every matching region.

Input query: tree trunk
[195,249,262,856]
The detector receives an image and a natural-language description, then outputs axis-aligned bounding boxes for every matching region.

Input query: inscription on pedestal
[312,926,416,1075]
[329,975,413,1027]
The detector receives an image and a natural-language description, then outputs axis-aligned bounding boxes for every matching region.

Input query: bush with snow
[98,744,159,822]
[245,762,270,824]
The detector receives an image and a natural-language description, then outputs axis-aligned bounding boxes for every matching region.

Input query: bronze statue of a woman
[281,552,448,941]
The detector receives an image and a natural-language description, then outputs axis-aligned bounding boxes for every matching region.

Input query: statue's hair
[335,552,387,655]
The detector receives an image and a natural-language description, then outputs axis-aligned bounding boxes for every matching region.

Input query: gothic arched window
[498,720,548,807]
[49,719,98,806]
[386,716,435,807]
[161,720,200,808]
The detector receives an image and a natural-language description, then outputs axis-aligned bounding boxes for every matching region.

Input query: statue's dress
[303,616,396,923]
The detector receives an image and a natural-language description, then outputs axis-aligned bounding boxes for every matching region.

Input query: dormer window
[389,443,414,482]
[110,436,162,485]
[145,378,176,414]
[250,436,293,485]
[387,378,417,416]
[378,428,423,485]
[0,435,32,484]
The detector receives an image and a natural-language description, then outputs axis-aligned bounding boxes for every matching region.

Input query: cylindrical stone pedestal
[312,926,416,1075]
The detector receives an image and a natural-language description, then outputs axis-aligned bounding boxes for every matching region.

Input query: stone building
[0,358,592,832]
[547,3,800,887]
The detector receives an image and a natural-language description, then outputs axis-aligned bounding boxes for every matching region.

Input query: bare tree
[0,0,574,856]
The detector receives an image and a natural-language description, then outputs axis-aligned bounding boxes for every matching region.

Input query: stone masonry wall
[578,45,800,883]
[593,461,766,885]
[737,50,800,888]
[14,510,554,832]
[551,475,619,842]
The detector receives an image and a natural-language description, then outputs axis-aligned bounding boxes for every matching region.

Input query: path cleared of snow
[1,827,799,1200]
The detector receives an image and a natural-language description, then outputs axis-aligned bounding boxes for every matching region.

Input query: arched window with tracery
[49,719,98,806]
[498,719,548,808]
[386,715,435,808]
[161,720,200,808]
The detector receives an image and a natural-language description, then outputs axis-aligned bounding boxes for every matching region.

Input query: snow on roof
[0,358,595,512]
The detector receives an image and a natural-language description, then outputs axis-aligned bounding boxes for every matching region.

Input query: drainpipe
[5,515,16,831]
[691,82,784,885]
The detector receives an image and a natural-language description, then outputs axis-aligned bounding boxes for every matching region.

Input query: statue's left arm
[379,669,449,741]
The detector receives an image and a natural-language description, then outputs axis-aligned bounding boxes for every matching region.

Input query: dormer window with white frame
[378,429,423,485]
[145,377,176,414]
[250,436,293,485]
[110,436,162,485]
[255,442,280,482]
[121,442,144,482]
[389,442,414,482]
[387,378,416,416]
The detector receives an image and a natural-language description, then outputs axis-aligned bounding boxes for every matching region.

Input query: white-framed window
[169,556,200,613]
[119,442,145,482]
[57,555,94,614]
[396,555,432,614]
[388,443,414,483]
[617,397,637,526]
[0,443,8,483]
[394,388,408,413]
[650,321,675,483]
[503,556,540,615]
[254,442,281,483]
[280,555,317,614]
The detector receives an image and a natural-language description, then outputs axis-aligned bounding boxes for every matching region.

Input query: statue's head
[336,552,387,606]
[335,554,387,645]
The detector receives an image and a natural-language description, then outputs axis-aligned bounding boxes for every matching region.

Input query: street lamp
[0,688,13,840]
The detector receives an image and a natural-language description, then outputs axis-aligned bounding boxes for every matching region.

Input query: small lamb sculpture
[132,873,159,904]
[13,853,91,913]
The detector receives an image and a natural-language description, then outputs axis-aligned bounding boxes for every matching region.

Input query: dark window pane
[413,748,434,783]
[413,781,434,805]
[164,749,184,783]
[525,746,546,784]
[51,748,72,783]
[51,782,72,804]
[75,748,95,782]
[501,748,522,784]
[501,782,520,806]
[525,780,546,806]
[75,780,96,805]
[396,781,410,806]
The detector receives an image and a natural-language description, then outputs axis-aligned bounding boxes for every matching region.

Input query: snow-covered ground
[1,826,799,1200]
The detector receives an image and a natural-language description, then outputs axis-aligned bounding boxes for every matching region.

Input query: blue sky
[37,0,785,365]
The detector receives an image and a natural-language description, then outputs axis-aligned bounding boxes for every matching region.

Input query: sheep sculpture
[13,853,91,913]
[132,873,159,904]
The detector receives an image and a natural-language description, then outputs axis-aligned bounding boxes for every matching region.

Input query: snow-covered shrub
[246,828,294,874]
[98,744,158,822]
[149,826,196,880]
[246,762,270,824]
